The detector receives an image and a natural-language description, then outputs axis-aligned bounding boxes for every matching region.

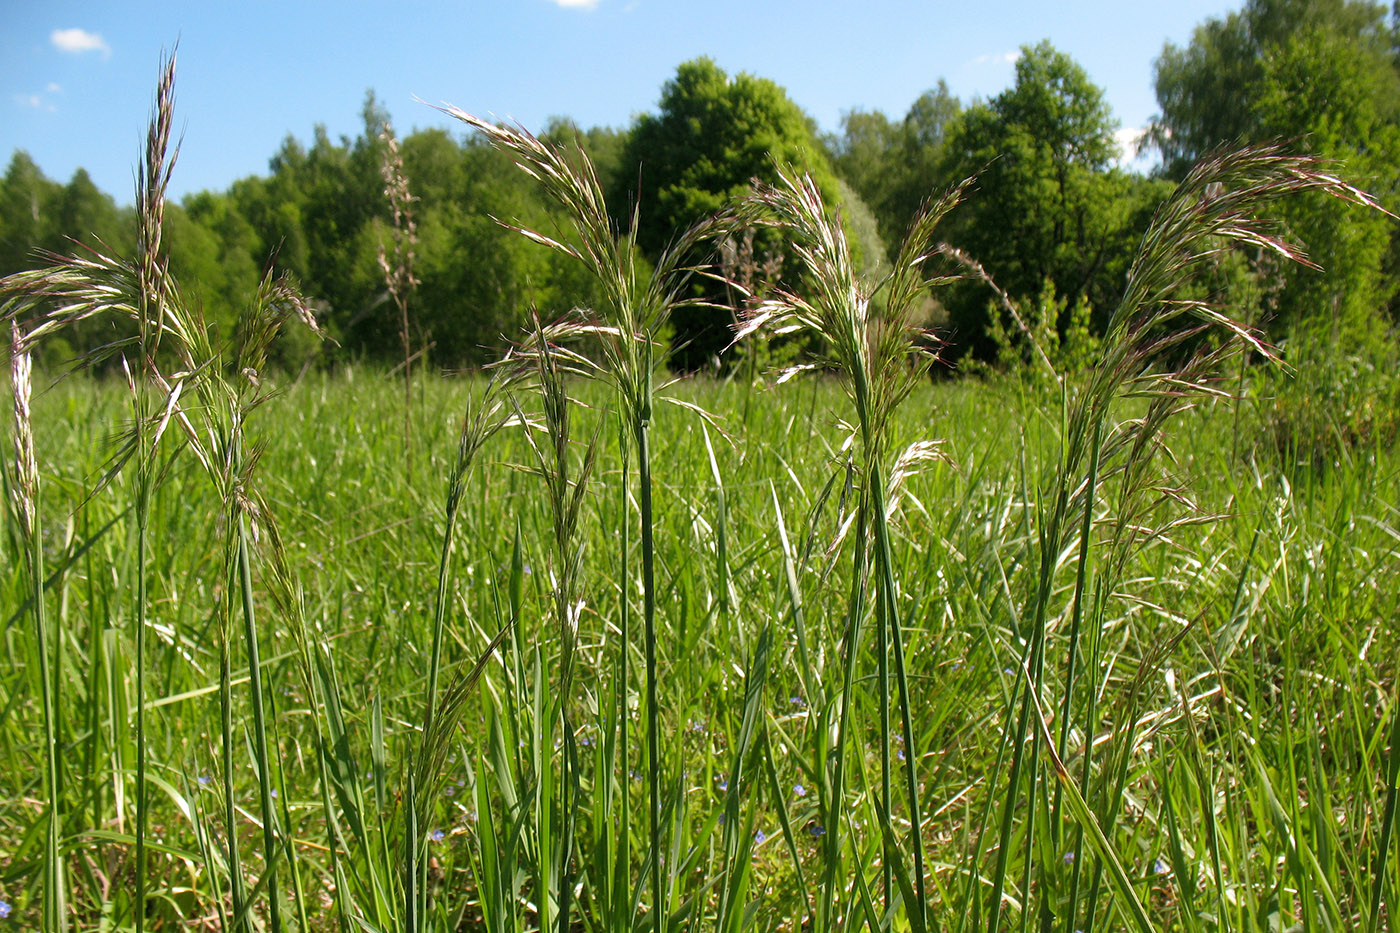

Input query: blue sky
[3,0,1240,205]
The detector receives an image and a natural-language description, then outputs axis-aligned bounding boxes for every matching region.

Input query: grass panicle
[737,165,970,930]
[438,105,736,930]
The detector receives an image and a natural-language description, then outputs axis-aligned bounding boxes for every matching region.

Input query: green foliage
[1252,26,1400,330]
[941,42,1165,362]
[621,57,849,368]
[0,151,61,275]
[1148,0,1398,177]
[1149,0,1400,411]
[826,81,962,246]
[982,277,1101,380]
[1264,313,1400,468]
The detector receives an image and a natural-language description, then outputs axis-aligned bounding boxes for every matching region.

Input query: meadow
[3,57,1400,933]
[2,348,1397,931]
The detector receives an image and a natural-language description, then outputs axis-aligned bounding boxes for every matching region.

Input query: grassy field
[1,360,1397,931]
[3,57,1399,933]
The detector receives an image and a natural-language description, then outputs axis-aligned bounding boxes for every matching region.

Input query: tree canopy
[621,57,849,367]
[5,13,1398,373]
[937,41,1167,360]
[1149,0,1400,337]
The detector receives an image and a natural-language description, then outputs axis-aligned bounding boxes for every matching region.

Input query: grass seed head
[9,322,37,536]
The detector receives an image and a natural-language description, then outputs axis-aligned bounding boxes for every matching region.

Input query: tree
[49,168,127,257]
[0,151,61,275]
[621,58,847,367]
[1148,0,1400,336]
[940,41,1159,361]
[1148,0,1398,177]
[1252,26,1400,331]
[827,81,962,252]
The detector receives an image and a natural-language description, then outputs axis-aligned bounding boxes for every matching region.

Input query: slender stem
[238,509,282,931]
[1369,683,1400,933]
[134,489,148,933]
[634,416,664,932]
[401,297,413,485]
[424,512,457,744]
[1052,420,1102,931]
[615,413,632,927]
[31,503,66,932]
[219,608,246,930]
[821,496,870,930]
[875,499,892,909]
[870,467,928,924]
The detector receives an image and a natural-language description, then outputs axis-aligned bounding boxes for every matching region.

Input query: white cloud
[548,0,600,8]
[46,82,62,94]
[15,93,56,112]
[1114,126,1159,171]
[51,28,110,57]
[974,50,1020,65]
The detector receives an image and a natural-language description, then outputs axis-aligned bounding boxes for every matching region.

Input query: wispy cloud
[51,28,110,57]
[547,0,600,9]
[15,93,56,113]
[16,82,63,112]
[1114,126,1158,171]
[973,50,1020,66]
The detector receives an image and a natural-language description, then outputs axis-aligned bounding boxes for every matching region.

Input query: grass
[1,360,1397,931]
[1,59,1399,933]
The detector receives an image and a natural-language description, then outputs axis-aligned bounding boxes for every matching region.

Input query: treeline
[4,0,1399,371]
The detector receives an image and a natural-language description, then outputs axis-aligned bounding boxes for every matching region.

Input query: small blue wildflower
[689,719,704,733]
[269,789,278,799]
[896,748,906,761]
[1154,857,1170,875]
[1063,851,1075,865]
[444,786,455,797]
[580,734,594,747]
[807,822,826,837]
[523,564,533,576]
[793,783,806,797]
[0,900,11,919]
[790,695,805,707]
[718,812,727,825]
[754,830,766,844]
[718,779,729,792]
[197,775,212,786]
[429,829,445,843]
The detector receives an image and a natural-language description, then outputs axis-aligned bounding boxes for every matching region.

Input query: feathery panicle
[513,315,602,682]
[737,167,969,458]
[738,163,967,930]
[1106,146,1386,381]
[138,49,178,352]
[435,104,739,928]
[377,119,419,476]
[978,144,1394,933]
[1038,144,1393,495]
[432,105,735,412]
[9,323,36,538]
